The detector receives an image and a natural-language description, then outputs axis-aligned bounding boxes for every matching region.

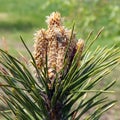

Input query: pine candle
[33,12,84,87]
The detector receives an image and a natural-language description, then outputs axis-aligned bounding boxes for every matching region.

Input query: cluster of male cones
[33,12,84,88]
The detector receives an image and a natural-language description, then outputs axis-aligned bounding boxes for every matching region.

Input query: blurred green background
[0,0,120,119]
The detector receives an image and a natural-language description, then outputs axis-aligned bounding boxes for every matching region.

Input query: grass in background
[0,0,120,51]
[0,0,120,119]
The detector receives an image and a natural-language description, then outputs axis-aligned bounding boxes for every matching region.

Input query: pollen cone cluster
[33,12,84,85]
